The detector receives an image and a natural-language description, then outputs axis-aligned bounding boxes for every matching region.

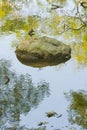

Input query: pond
[0,0,87,130]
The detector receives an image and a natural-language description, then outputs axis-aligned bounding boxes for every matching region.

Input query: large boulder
[15,36,71,68]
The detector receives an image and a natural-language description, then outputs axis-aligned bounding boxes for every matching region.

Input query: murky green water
[0,0,87,130]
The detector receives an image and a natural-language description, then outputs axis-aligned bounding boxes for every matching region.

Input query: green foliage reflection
[0,59,50,129]
[65,90,87,129]
[0,16,39,39]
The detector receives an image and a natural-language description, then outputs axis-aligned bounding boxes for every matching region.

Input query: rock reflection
[15,52,71,68]
[65,90,87,129]
[0,59,50,129]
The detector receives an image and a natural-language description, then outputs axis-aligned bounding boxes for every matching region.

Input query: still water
[0,0,87,130]
[0,35,87,130]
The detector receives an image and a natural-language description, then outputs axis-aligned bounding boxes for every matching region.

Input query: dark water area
[0,0,87,130]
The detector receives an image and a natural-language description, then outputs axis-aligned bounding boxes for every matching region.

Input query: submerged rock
[15,36,71,68]
[38,122,48,126]
[46,111,58,118]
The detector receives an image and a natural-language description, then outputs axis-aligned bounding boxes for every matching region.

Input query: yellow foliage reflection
[73,32,87,65]
[0,1,12,19]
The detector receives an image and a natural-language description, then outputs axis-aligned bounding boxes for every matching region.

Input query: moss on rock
[15,36,71,68]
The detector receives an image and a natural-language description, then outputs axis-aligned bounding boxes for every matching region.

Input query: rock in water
[15,36,71,68]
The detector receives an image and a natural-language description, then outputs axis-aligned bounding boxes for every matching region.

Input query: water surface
[0,0,87,130]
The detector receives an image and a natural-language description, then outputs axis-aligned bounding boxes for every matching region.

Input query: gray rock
[15,36,71,68]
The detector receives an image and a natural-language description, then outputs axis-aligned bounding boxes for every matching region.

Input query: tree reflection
[0,0,86,36]
[65,90,87,129]
[0,59,50,129]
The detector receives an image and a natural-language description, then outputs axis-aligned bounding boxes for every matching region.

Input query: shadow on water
[0,59,50,130]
